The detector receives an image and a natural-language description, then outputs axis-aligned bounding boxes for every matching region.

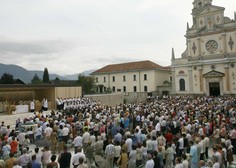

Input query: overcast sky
[0,0,235,75]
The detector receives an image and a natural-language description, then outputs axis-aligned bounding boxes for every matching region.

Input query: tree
[77,74,95,94]
[54,77,60,81]
[42,68,50,83]
[31,73,42,84]
[0,73,14,84]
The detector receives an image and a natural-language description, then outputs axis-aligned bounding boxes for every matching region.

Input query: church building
[171,0,236,96]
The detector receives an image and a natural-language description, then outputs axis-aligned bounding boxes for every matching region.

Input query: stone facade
[172,0,236,96]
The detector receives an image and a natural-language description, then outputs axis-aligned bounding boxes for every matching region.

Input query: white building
[91,60,171,95]
[172,0,236,96]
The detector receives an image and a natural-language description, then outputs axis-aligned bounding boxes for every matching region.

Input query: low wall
[123,92,148,104]
[85,92,148,106]
[85,93,123,106]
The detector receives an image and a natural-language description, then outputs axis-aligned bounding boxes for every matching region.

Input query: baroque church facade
[171,0,236,96]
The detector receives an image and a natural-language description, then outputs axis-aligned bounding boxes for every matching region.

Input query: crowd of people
[0,95,236,168]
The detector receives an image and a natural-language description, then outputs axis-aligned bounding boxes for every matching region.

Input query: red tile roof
[91,60,170,74]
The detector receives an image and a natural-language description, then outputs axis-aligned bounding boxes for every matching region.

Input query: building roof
[91,60,170,74]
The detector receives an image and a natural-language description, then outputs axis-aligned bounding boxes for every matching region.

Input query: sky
[0,0,235,75]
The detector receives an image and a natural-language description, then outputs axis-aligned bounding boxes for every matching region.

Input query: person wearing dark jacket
[58,146,71,168]
[153,151,161,168]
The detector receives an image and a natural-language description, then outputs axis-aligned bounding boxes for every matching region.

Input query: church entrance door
[209,82,220,96]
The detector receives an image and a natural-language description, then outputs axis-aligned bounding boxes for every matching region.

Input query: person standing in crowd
[190,140,198,168]
[94,136,103,156]
[128,145,137,168]
[165,142,174,168]
[78,157,88,168]
[85,141,94,168]
[34,124,42,143]
[34,147,42,167]
[18,148,30,168]
[174,157,183,168]
[230,126,236,154]
[10,136,18,154]
[43,99,48,111]
[182,154,189,168]
[46,155,58,168]
[42,146,51,168]
[72,147,86,168]
[117,148,128,168]
[2,141,11,160]
[44,124,52,140]
[56,97,62,111]
[51,129,58,154]
[41,98,45,111]
[105,139,115,168]
[152,151,161,168]
[73,132,83,154]
[58,146,71,168]
[30,100,35,113]
[145,154,154,168]
[114,141,121,167]
[31,154,41,168]
[62,124,70,144]
[82,128,90,153]
[5,153,17,168]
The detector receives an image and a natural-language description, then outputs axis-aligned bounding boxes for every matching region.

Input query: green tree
[31,73,42,84]
[77,74,95,94]
[42,68,50,83]
[0,73,14,84]
[54,77,60,81]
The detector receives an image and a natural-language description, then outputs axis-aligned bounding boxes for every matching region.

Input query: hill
[63,69,96,80]
[0,63,66,83]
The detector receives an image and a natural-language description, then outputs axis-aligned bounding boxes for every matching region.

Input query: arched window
[179,79,185,91]
[178,70,185,75]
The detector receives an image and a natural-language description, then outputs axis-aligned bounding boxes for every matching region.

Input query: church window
[192,42,197,55]
[179,79,185,91]
[178,70,185,75]
[123,75,126,81]
[123,86,126,92]
[228,36,234,51]
[144,74,147,80]
[144,86,148,92]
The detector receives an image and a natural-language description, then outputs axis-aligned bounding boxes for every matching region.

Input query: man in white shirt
[82,128,90,152]
[155,121,161,133]
[34,124,42,142]
[30,100,35,113]
[105,140,115,168]
[145,154,154,168]
[73,133,83,154]
[177,134,184,157]
[18,148,31,168]
[17,132,26,147]
[125,135,133,153]
[204,135,210,159]
[43,98,48,111]
[44,124,53,140]
[62,125,70,143]
[199,135,205,160]
[174,157,183,168]
[72,147,86,168]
